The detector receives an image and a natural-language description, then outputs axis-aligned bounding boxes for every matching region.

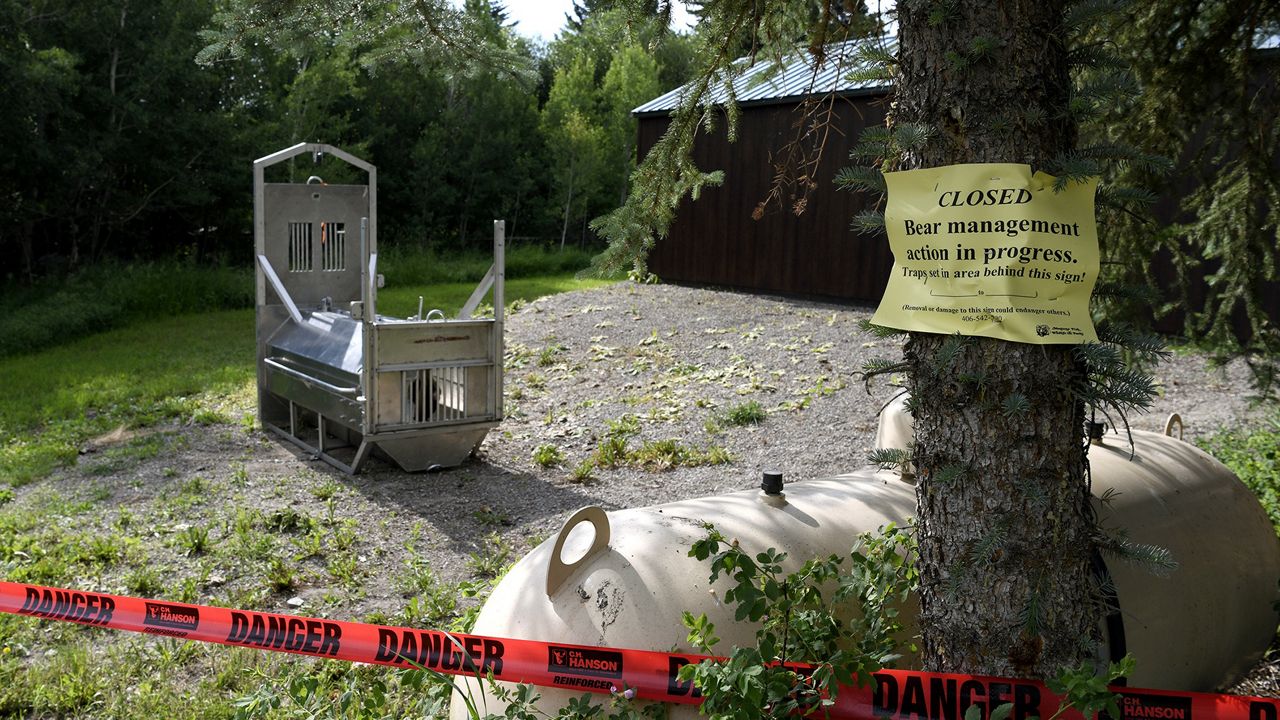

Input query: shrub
[1198,414,1280,535]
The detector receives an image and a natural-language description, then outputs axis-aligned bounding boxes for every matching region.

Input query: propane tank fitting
[759,470,787,507]
[1088,420,1107,445]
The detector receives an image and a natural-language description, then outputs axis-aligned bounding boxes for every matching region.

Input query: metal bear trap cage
[253,143,504,473]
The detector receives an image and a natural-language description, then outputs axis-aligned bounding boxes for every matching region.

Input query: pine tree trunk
[893,1,1099,678]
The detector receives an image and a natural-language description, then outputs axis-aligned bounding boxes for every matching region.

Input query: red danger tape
[2,581,1277,720]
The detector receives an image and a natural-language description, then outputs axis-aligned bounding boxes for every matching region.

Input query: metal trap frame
[253,143,504,473]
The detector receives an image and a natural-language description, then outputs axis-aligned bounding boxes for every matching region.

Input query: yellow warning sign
[870,163,1100,344]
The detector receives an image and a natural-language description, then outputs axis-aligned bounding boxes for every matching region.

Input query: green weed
[126,566,164,596]
[176,525,211,556]
[266,557,298,593]
[466,532,514,579]
[310,479,341,501]
[631,439,731,470]
[537,343,565,366]
[266,508,315,534]
[472,506,510,527]
[532,443,563,468]
[327,554,361,590]
[569,459,596,484]
[592,435,630,468]
[720,400,767,427]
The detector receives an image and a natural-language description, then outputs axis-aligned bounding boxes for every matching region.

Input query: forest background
[0,0,696,281]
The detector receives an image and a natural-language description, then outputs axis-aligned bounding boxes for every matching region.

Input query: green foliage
[532,443,564,468]
[1081,0,1280,377]
[1,0,262,281]
[0,262,253,358]
[630,438,730,469]
[1199,413,1280,535]
[868,447,913,474]
[0,310,254,485]
[1045,656,1136,720]
[569,459,597,484]
[466,532,514,580]
[5,0,694,282]
[680,523,919,717]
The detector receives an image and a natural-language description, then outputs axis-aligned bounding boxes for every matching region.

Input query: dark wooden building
[633,45,893,303]
[633,46,1279,339]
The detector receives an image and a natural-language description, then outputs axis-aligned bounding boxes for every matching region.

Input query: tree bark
[892,1,1100,678]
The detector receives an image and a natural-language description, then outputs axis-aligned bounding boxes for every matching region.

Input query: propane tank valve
[759,471,787,506]
[1088,420,1107,444]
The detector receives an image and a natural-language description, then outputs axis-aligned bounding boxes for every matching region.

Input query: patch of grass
[378,244,599,286]
[532,443,563,468]
[0,261,253,359]
[377,274,614,319]
[0,310,255,485]
[1199,413,1280,535]
[266,508,315,534]
[125,566,164,596]
[266,557,298,593]
[632,439,731,470]
[710,400,767,431]
[587,412,731,472]
[327,553,361,590]
[592,435,630,468]
[84,434,170,477]
[175,525,211,556]
[310,479,342,501]
[607,414,641,438]
[537,343,565,366]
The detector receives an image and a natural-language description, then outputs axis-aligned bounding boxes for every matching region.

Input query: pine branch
[858,318,909,338]
[860,358,911,392]
[850,209,885,235]
[868,447,913,472]
[834,165,887,194]
[929,334,972,377]
[1001,393,1031,419]
[1096,529,1178,576]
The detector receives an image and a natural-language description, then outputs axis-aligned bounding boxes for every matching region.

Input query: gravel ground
[33,281,1275,694]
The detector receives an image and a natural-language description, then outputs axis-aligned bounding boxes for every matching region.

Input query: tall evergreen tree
[592,0,1122,677]
[891,1,1098,677]
[1094,0,1280,389]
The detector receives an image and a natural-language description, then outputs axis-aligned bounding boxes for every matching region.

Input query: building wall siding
[638,95,894,303]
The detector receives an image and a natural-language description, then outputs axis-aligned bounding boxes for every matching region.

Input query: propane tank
[451,408,1279,717]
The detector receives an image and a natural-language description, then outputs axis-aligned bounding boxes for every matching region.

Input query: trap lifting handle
[546,506,611,597]
[264,358,361,396]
